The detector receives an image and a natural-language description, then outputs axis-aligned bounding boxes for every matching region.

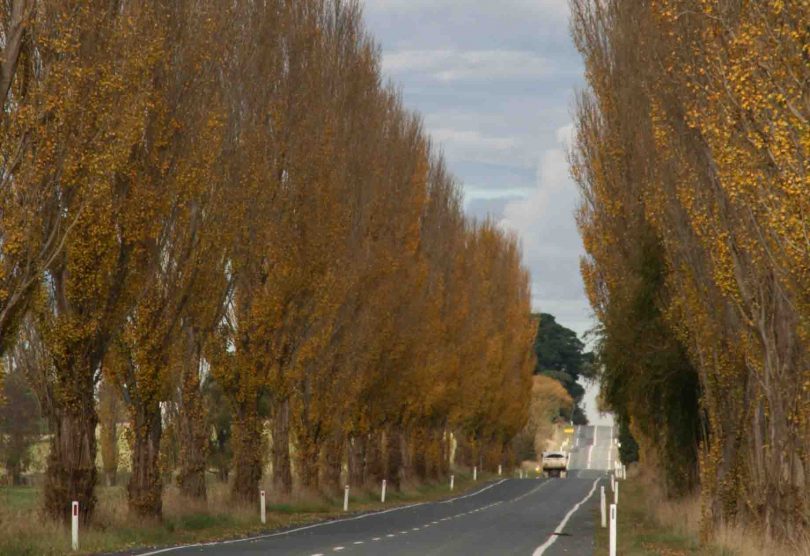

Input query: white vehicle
[541,451,568,478]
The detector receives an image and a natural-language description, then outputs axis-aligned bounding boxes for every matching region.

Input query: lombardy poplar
[572,0,809,543]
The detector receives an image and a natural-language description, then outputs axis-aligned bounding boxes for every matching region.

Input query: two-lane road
[134,426,617,556]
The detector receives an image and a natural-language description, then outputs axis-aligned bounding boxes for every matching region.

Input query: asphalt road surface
[133,426,617,556]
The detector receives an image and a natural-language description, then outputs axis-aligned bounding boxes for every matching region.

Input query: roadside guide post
[450,474,455,490]
[609,504,617,556]
[498,464,502,476]
[381,479,387,503]
[473,466,477,481]
[71,501,79,551]
[343,485,350,512]
[615,481,619,505]
[260,490,266,524]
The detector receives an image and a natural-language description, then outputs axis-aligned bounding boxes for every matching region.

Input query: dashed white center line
[333,547,344,552]
[353,541,364,545]
[386,534,395,538]
[412,527,420,531]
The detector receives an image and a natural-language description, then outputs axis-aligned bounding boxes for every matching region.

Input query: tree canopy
[532,313,593,424]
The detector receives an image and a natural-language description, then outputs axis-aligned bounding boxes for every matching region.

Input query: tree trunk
[272,398,292,495]
[295,427,320,491]
[320,430,343,494]
[9,460,23,486]
[347,434,366,488]
[127,401,163,518]
[365,431,384,484]
[425,428,443,480]
[99,379,120,488]
[176,333,208,500]
[43,396,98,524]
[384,428,402,491]
[231,403,263,502]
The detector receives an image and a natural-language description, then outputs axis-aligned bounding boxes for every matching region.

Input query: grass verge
[0,472,492,555]
[593,478,727,556]
[593,474,810,556]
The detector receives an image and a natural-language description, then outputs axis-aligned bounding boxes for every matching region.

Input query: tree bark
[43,386,98,524]
[0,0,30,123]
[127,401,163,518]
[231,404,263,502]
[176,332,207,500]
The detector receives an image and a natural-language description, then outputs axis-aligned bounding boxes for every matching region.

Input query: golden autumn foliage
[0,0,535,527]
[572,0,809,544]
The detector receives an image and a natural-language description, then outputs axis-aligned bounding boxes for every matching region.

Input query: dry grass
[603,466,810,556]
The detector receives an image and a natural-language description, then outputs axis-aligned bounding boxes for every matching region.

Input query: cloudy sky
[362,0,608,424]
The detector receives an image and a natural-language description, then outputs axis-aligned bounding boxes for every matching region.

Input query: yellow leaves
[573,0,810,539]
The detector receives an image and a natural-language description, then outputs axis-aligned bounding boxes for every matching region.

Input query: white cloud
[431,128,517,151]
[382,49,552,81]
[500,123,588,330]
[364,0,570,23]
[428,127,534,168]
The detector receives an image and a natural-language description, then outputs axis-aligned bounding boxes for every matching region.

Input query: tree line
[0,0,534,524]
[571,0,808,544]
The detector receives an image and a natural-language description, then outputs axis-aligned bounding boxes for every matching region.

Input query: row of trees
[571,0,808,543]
[0,0,534,524]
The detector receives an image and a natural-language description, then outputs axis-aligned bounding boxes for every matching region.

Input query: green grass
[0,471,490,555]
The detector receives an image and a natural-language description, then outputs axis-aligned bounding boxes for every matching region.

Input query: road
[134,426,617,556]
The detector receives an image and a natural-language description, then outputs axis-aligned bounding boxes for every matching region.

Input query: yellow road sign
[564,427,574,434]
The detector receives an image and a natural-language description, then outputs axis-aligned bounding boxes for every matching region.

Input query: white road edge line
[136,498,430,556]
[532,477,601,556]
[440,479,507,503]
[138,479,512,556]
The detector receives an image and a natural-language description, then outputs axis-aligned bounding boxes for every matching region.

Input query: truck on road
[541,451,568,478]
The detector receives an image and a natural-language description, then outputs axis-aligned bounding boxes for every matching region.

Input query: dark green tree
[532,313,594,424]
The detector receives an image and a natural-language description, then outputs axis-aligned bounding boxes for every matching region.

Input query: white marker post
[498,464,502,476]
[473,466,477,481]
[450,474,455,490]
[260,490,266,524]
[381,479,387,503]
[71,501,79,551]
[610,473,615,493]
[600,486,606,528]
[343,485,350,512]
[614,481,619,505]
[609,504,617,556]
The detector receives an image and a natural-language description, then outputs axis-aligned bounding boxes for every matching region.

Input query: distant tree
[0,363,42,485]
[532,313,593,424]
